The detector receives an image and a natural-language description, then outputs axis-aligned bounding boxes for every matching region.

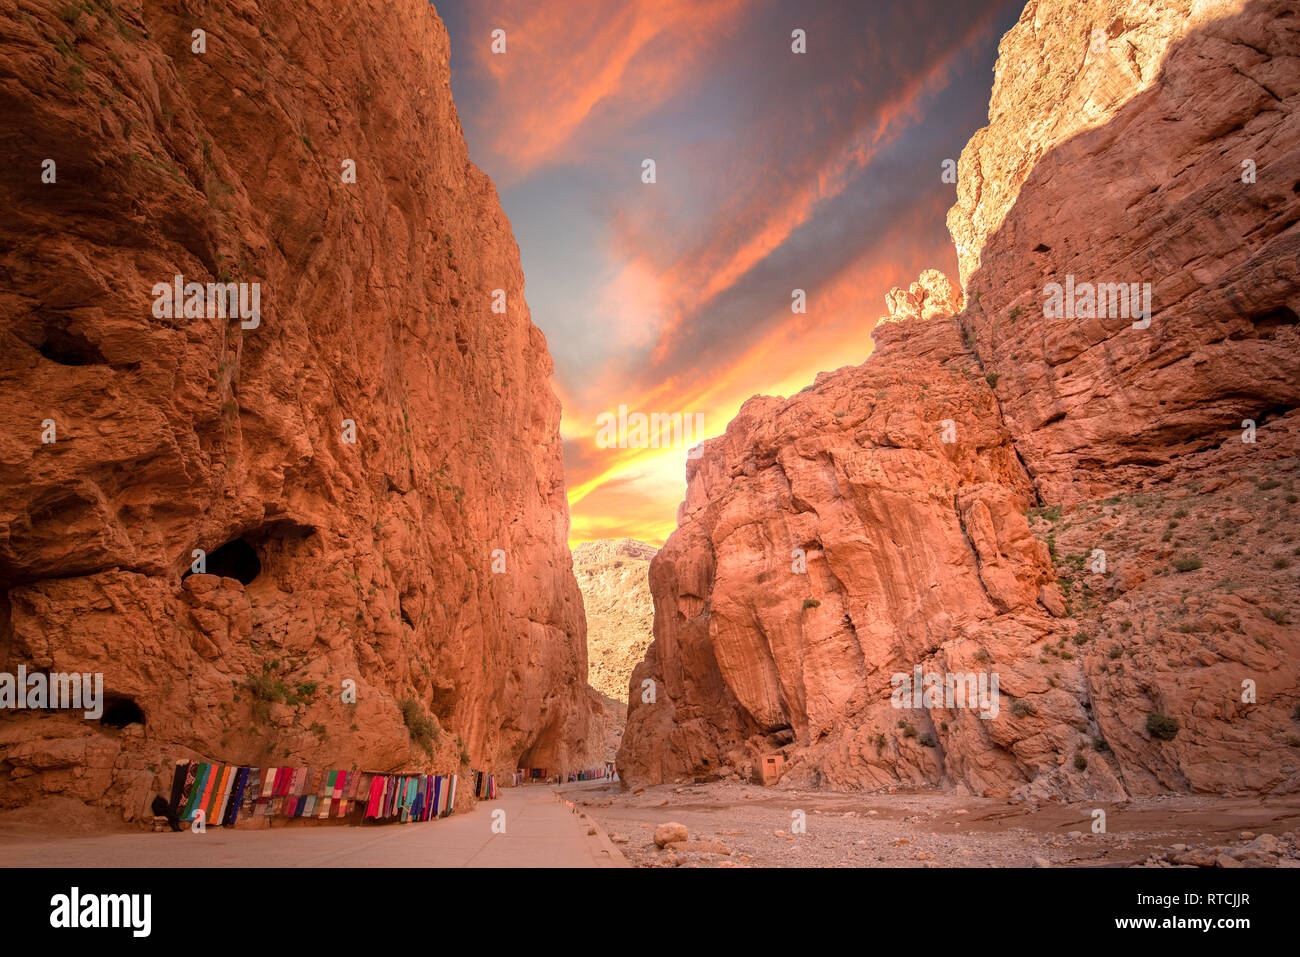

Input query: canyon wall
[0,0,596,821]
[619,0,1300,798]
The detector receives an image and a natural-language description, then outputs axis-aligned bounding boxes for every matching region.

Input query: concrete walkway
[0,782,628,868]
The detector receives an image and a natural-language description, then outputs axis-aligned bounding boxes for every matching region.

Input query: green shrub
[901,723,918,739]
[399,699,437,755]
[1074,753,1088,771]
[1146,713,1180,741]
[802,598,820,610]
[1171,555,1203,573]
[919,732,937,748]
[1010,699,1035,718]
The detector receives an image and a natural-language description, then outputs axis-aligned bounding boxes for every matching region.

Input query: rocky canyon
[619,0,1300,800]
[0,0,603,823]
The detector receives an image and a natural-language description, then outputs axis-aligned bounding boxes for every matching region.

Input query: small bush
[1146,713,1181,741]
[399,698,437,755]
[1074,753,1088,771]
[1010,699,1035,718]
[1258,478,1282,491]
[1093,736,1111,752]
[901,723,918,739]
[985,371,1000,388]
[1171,555,1203,573]
[919,732,937,748]
[1262,607,1290,625]
[801,598,820,610]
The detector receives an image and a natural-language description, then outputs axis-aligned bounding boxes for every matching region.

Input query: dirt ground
[567,780,1300,868]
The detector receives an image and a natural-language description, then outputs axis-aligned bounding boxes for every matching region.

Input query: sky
[435,0,1026,547]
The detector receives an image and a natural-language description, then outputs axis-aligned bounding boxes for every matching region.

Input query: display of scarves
[365,776,383,819]
[171,759,472,826]
[217,766,238,823]
[179,761,198,809]
[182,763,209,821]
[242,768,261,814]
[202,765,227,823]
[168,761,187,816]
[223,767,249,826]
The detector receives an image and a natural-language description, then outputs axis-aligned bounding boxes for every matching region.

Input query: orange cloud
[618,4,1003,361]
[468,0,751,180]
[566,208,959,546]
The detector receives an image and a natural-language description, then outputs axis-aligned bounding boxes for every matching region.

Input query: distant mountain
[573,540,658,706]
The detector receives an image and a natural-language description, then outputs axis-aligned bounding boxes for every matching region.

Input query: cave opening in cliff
[200,538,261,585]
[37,322,107,367]
[101,695,145,729]
[1249,305,1299,337]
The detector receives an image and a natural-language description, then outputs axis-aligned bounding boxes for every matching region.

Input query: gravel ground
[564,780,1300,868]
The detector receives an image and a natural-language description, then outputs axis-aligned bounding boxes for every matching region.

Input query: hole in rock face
[183,522,316,586]
[101,695,145,729]
[38,323,107,366]
[201,539,261,585]
[1250,305,1299,336]
[1032,243,1052,253]
[399,601,414,628]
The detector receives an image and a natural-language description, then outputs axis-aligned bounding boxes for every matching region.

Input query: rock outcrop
[619,0,1300,798]
[0,0,594,821]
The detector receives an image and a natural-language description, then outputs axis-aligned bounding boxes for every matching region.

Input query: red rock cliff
[619,0,1300,799]
[0,0,597,820]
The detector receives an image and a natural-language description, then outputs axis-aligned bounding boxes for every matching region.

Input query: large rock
[653,822,689,847]
[619,0,1300,799]
[0,0,593,820]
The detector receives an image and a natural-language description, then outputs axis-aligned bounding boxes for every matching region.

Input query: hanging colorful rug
[170,760,456,827]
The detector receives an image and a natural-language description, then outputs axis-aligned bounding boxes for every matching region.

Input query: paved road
[0,782,628,868]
